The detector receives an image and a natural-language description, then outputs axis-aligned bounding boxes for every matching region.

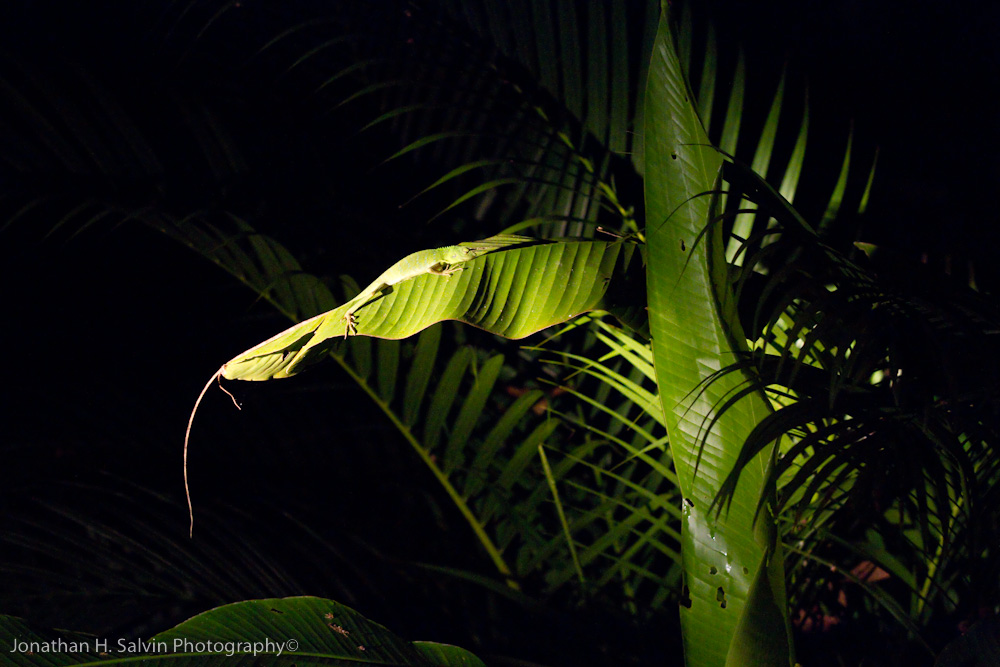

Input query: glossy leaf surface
[643,5,790,666]
[222,236,647,381]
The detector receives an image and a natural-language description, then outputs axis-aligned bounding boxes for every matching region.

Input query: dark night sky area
[1,0,999,662]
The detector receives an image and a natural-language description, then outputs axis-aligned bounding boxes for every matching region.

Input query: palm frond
[704,141,1000,636]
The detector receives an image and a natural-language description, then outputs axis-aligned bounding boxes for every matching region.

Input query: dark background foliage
[1,1,997,665]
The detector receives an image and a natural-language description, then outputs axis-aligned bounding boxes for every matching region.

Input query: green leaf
[463,388,544,499]
[777,90,809,204]
[725,72,785,264]
[1,616,110,666]
[412,642,489,667]
[424,346,475,451]
[173,220,597,585]
[402,325,442,426]
[643,5,791,666]
[819,127,853,231]
[0,597,486,666]
[220,236,647,382]
[446,354,504,474]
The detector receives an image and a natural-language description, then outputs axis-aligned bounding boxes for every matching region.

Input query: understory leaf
[221,235,647,381]
[0,597,486,666]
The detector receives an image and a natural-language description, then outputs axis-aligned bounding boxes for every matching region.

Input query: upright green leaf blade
[643,5,790,666]
[445,354,504,474]
[377,338,400,404]
[402,324,442,426]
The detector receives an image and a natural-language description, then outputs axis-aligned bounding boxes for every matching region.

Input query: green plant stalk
[336,357,519,589]
[538,444,586,585]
